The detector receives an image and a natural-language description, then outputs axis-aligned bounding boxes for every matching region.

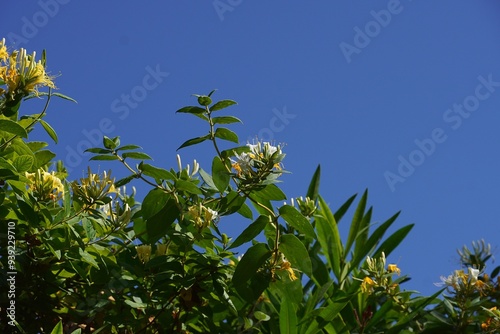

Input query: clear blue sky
[2,1,500,296]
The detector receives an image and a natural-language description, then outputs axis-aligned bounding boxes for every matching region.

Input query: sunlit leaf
[210,99,237,111]
[229,215,269,249]
[0,119,28,138]
[214,127,238,143]
[279,205,316,239]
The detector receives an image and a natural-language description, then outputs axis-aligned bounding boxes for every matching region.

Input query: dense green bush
[1,40,499,333]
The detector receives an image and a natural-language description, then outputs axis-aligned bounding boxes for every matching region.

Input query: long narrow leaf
[373,224,414,258]
[306,165,321,201]
[345,190,368,256]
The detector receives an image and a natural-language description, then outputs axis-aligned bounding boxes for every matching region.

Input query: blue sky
[2,1,500,296]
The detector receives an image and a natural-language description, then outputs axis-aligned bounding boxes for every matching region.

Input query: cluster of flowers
[231,141,284,180]
[70,168,116,206]
[0,38,55,100]
[187,203,219,230]
[435,267,493,296]
[26,169,64,202]
[360,252,401,294]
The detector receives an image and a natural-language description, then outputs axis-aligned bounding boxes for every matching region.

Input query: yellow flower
[0,43,55,98]
[280,261,298,281]
[388,264,401,276]
[187,204,219,229]
[361,276,376,294]
[26,169,64,201]
[0,38,8,62]
[71,168,116,205]
[136,245,151,263]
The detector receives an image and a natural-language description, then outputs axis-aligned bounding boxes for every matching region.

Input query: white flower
[232,152,253,176]
[468,267,479,283]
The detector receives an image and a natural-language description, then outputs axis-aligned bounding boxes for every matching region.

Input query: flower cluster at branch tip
[177,154,199,179]
[359,252,402,295]
[187,203,219,229]
[231,141,284,179]
[71,168,116,206]
[435,267,491,296]
[481,306,500,331]
[296,196,317,217]
[0,38,55,100]
[26,169,64,202]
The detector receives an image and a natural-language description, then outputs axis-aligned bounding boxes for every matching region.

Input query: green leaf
[279,234,312,277]
[3,96,21,117]
[18,199,39,226]
[114,175,136,187]
[13,155,34,173]
[144,199,179,244]
[197,95,212,106]
[176,106,206,115]
[124,298,147,309]
[214,127,239,143]
[254,311,270,322]
[0,119,28,138]
[50,320,64,334]
[252,184,286,201]
[177,134,210,150]
[34,150,56,168]
[353,207,372,263]
[116,144,142,151]
[51,92,77,103]
[351,211,400,268]
[211,116,242,124]
[79,248,99,269]
[210,99,237,111]
[220,191,246,215]
[306,165,321,201]
[141,188,171,220]
[229,215,269,249]
[334,194,357,223]
[280,297,298,334]
[85,148,112,154]
[39,119,58,143]
[89,155,119,161]
[199,168,217,191]
[139,163,175,181]
[212,156,230,192]
[315,196,342,279]
[26,141,48,152]
[82,217,97,240]
[373,224,414,258]
[175,179,202,194]
[122,152,152,160]
[345,190,368,255]
[233,243,271,286]
[237,202,253,219]
[279,205,316,239]
[103,136,117,149]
